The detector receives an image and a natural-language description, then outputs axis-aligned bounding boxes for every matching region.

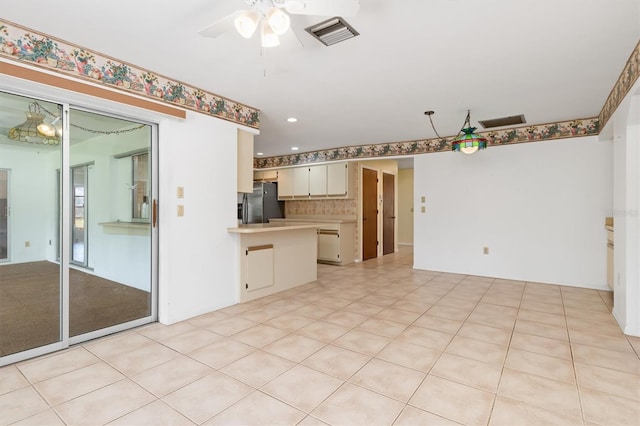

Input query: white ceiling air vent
[478,114,526,129]
[305,17,359,46]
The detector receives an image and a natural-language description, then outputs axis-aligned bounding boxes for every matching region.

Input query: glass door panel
[0,92,62,358]
[0,169,8,261]
[69,109,153,338]
[71,165,88,266]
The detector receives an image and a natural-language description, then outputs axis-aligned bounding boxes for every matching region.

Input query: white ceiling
[3,1,639,158]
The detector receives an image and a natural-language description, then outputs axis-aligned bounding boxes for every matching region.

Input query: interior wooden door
[362,168,378,260]
[383,172,395,255]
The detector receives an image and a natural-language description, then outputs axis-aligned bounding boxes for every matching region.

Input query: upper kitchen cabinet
[327,162,349,196]
[254,169,278,182]
[237,129,254,193]
[277,162,353,200]
[277,168,294,198]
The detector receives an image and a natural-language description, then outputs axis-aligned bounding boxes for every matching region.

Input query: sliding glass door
[0,90,157,365]
[68,108,154,339]
[0,93,63,358]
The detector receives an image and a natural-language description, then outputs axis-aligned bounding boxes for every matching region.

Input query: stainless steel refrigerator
[240,182,284,224]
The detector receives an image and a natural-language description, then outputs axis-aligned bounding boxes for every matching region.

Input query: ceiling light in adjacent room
[291,146,299,151]
[8,102,60,145]
[257,152,264,156]
[287,117,298,123]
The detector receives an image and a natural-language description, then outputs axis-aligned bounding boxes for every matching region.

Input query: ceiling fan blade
[280,0,360,17]
[198,10,243,38]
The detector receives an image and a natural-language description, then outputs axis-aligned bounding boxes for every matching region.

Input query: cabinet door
[293,167,309,196]
[237,129,254,193]
[245,245,274,292]
[318,229,340,261]
[308,165,327,196]
[277,168,294,198]
[262,169,278,181]
[327,162,348,196]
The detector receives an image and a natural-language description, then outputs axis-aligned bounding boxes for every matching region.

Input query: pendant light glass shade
[451,111,487,154]
[234,10,260,39]
[261,20,280,47]
[8,102,60,145]
[266,7,290,35]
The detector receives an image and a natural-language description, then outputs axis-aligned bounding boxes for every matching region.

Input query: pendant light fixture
[451,110,487,154]
[8,102,60,145]
[425,109,487,155]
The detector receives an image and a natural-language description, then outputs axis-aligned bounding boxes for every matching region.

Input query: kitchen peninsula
[227,223,319,302]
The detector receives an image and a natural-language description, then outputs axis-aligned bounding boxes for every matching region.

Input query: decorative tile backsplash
[0,20,260,128]
[285,199,357,217]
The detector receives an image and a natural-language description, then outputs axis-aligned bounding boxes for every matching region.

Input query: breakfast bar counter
[228,223,319,302]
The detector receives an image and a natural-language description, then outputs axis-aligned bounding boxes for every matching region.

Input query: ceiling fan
[198,0,360,48]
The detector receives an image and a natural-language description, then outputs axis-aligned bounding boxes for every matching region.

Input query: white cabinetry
[245,244,274,292]
[237,129,254,193]
[293,167,309,196]
[327,162,348,196]
[309,165,327,196]
[277,168,294,198]
[276,162,352,200]
[254,169,278,182]
[317,222,355,265]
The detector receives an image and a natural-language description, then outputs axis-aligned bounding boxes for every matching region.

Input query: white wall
[158,111,241,324]
[0,143,58,263]
[414,136,612,289]
[609,84,640,337]
[398,168,414,245]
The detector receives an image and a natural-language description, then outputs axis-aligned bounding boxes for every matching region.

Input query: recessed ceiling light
[256,152,264,156]
[287,117,298,123]
[291,146,299,151]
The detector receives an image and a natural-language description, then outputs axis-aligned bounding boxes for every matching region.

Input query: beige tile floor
[2,247,640,425]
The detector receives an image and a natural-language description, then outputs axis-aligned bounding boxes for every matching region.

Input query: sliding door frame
[0,82,159,366]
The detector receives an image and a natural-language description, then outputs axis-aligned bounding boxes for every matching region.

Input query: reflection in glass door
[71,165,88,266]
[0,170,9,261]
[69,109,155,339]
[0,89,157,366]
[0,92,62,359]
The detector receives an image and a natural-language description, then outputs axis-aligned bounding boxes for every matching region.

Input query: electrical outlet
[25,241,30,247]
[177,205,184,216]
[483,247,489,255]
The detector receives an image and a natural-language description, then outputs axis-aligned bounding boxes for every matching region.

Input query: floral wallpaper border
[599,40,640,131]
[255,40,639,169]
[0,20,260,128]
[255,117,600,168]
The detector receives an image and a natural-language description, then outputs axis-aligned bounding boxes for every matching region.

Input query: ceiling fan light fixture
[261,20,280,47]
[234,10,260,39]
[266,7,290,35]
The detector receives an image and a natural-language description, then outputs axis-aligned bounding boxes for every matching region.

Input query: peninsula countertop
[227,222,321,234]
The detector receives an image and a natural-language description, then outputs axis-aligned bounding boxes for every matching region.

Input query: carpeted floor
[0,261,150,357]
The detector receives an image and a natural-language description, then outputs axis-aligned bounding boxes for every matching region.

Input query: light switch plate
[177,187,184,198]
[177,205,184,216]
[421,196,426,203]
[421,206,426,213]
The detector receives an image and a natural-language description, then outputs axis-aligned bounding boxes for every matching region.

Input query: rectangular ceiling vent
[305,17,359,46]
[478,114,527,129]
